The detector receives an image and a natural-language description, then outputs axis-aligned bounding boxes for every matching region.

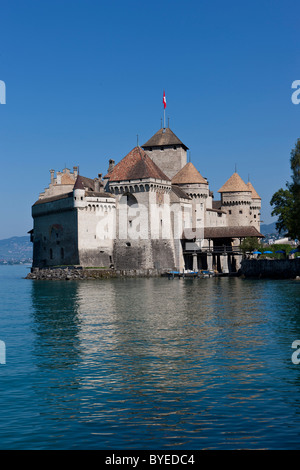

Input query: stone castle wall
[144,145,187,180]
[221,191,252,227]
[32,196,79,268]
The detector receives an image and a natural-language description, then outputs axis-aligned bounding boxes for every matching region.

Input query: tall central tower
[142,127,188,180]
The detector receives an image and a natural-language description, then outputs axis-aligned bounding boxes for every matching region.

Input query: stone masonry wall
[241,258,300,278]
[144,146,187,180]
[32,197,79,268]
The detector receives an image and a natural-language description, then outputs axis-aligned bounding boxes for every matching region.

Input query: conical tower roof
[105,146,170,182]
[142,127,188,150]
[172,162,208,185]
[218,172,249,193]
[74,175,96,191]
[247,181,261,199]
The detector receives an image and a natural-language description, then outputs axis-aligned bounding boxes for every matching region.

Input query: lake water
[0,265,300,450]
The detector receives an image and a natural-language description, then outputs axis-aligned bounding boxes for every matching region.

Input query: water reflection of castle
[30,126,263,274]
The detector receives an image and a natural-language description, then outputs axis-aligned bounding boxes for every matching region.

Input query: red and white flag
[163,90,167,109]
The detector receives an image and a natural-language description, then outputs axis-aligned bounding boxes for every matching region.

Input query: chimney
[50,169,55,185]
[94,173,104,192]
[94,178,100,192]
[98,173,104,187]
[73,166,78,178]
[108,159,115,174]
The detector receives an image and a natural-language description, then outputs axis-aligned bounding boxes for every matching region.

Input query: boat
[165,269,215,279]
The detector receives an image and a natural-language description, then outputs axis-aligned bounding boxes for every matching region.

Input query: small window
[126,242,131,247]
[50,249,53,260]
[239,210,243,214]
[254,214,257,219]
[228,210,232,215]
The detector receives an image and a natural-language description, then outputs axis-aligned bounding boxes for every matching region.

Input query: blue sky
[0,0,299,238]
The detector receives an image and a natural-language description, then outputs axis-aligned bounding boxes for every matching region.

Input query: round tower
[247,181,261,231]
[172,162,209,237]
[218,172,252,227]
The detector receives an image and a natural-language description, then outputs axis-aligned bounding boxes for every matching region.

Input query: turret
[172,162,209,238]
[247,181,261,230]
[218,172,252,226]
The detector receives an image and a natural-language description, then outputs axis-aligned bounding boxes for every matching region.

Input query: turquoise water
[0,265,300,449]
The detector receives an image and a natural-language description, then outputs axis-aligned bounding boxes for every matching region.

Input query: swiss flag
[163,90,166,109]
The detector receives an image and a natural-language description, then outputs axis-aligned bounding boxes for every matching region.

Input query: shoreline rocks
[25,266,162,280]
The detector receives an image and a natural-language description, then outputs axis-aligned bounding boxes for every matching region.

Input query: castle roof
[204,226,264,239]
[106,146,170,182]
[33,192,74,206]
[247,181,261,200]
[183,225,264,240]
[74,175,96,191]
[171,185,191,200]
[73,175,113,197]
[142,127,188,150]
[218,172,249,193]
[172,162,208,185]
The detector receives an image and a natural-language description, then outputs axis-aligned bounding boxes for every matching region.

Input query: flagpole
[163,90,166,129]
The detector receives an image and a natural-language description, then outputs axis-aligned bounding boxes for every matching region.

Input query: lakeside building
[29,126,263,274]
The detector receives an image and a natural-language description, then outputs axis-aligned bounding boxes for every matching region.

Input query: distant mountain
[0,236,32,263]
[260,222,278,235]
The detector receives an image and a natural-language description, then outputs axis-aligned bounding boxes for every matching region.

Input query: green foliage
[260,244,290,259]
[240,237,261,254]
[270,138,300,239]
[269,243,292,253]
[270,188,294,235]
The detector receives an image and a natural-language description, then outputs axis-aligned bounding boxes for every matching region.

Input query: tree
[270,188,295,235]
[240,236,261,254]
[270,138,300,239]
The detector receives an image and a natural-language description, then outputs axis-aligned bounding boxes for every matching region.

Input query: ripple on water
[0,270,300,449]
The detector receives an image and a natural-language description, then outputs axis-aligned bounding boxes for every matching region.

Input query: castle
[30,125,263,274]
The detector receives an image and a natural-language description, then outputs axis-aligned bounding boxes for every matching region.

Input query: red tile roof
[247,181,261,200]
[106,146,170,182]
[218,172,249,193]
[172,162,208,185]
